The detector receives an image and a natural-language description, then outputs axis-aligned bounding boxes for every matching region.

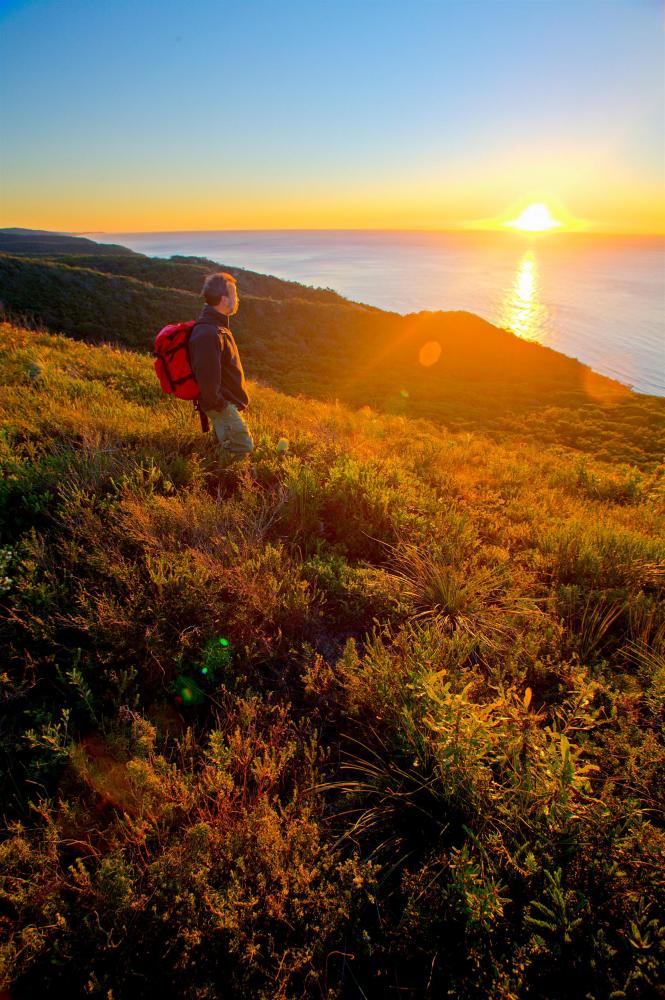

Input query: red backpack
[154,321,210,431]
[154,321,199,399]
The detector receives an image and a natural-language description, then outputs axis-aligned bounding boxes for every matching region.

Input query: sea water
[96,229,665,395]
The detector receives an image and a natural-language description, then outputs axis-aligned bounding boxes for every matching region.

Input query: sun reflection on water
[498,249,549,343]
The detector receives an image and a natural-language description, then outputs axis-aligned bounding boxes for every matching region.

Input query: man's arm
[188,325,228,412]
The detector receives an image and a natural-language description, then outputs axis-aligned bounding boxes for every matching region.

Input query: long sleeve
[188,326,228,412]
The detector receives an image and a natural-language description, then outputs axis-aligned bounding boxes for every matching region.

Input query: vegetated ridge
[1,229,662,468]
[0,301,663,997]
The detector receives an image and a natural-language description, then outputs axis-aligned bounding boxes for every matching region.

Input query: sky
[0,0,663,234]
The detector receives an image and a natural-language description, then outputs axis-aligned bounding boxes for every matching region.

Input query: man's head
[202,272,239,316]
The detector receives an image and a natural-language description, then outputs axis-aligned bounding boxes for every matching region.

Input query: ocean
[96,229,665,396]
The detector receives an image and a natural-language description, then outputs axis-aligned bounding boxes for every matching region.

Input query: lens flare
[173,675,205,706]
[418,341,442,367]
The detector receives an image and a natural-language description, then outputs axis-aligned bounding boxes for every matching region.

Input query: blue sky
[1,0,663,232]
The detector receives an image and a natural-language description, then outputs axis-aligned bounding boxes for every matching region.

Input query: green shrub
[0,320,663,998]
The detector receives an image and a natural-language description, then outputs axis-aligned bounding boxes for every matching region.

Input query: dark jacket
[188,304,250,413]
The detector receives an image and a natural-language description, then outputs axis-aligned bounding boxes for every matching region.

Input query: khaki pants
[206,403,254,458]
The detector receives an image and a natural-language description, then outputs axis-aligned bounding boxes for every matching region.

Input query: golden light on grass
[419,340,442,367]
[506,202,562,232]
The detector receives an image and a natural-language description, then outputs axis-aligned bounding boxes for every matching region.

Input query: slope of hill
[1,238,663,468]
[0,229,357,306]
[0,228,73,236]
[0,230,139,257]
[0,321,663,998]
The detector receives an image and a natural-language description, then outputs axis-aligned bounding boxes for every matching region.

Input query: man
[188,272,255,462]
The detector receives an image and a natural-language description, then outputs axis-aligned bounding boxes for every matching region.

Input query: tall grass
[0,321,663,999]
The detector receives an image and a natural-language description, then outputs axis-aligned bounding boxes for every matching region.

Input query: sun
[506,202,562,232]
[464,198,586,234]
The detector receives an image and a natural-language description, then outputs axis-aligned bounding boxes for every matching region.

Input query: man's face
[218,282,239,316]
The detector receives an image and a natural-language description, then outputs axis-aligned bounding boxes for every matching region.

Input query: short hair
[202,271,238,306]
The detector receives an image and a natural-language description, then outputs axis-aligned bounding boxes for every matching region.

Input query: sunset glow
[0,2,663,234]
[465,196,590,236]
[506,203,562,232]
[0,2,663,995]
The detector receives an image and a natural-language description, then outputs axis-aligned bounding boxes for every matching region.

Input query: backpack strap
[194,399,210,433]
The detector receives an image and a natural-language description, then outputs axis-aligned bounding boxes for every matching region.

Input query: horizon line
[76,226,665,238]
[2,225,664,239]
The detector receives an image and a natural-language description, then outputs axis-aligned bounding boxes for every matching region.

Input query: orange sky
[1,1,663,236]
[4,169,664,236]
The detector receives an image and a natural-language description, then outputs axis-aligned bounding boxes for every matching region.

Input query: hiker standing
[188,272,255,460]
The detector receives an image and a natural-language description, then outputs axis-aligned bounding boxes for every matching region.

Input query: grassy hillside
[49,253,363,308]
[0,229,358,306]
[0,321,663,998]
[1,243,663,467]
